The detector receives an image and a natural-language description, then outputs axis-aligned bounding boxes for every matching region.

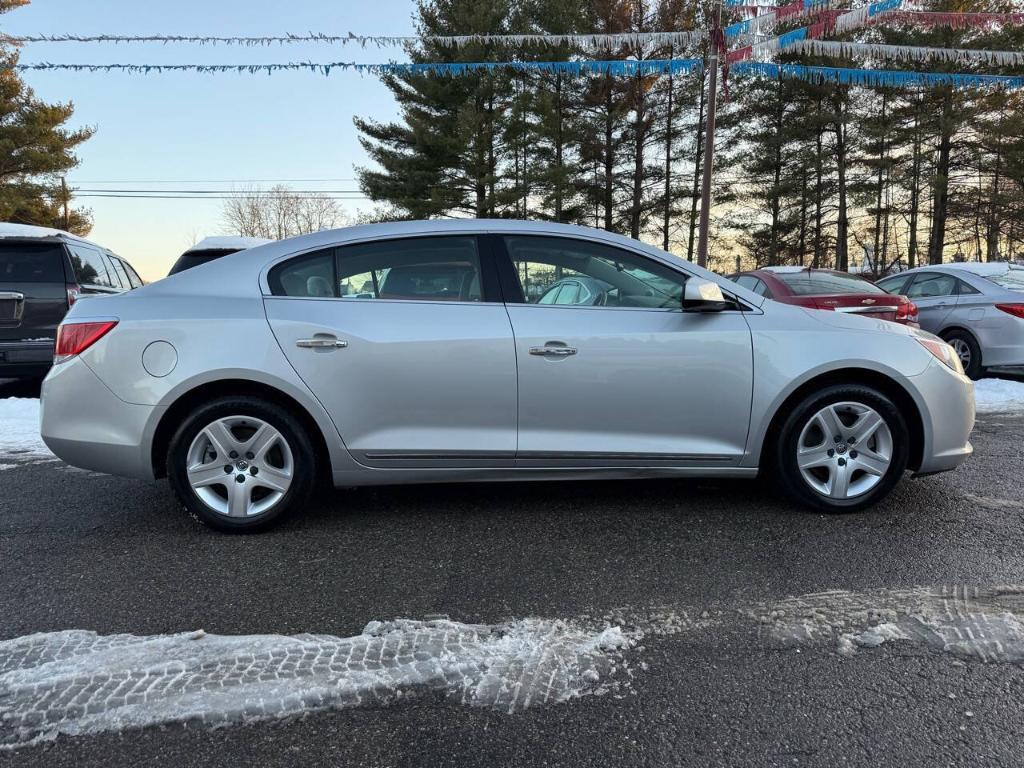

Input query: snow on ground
[6,586,1024,747]
[974,378,1024,414]
[0,618,636,748]
[0,398,54,465]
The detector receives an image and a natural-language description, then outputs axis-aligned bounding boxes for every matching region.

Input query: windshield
[773,271,886,296]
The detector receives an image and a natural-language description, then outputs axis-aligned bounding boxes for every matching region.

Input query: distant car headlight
[916,337,964,375]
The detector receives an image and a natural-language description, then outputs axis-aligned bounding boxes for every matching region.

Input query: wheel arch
[150,378,334,481]
[758,368,925,472]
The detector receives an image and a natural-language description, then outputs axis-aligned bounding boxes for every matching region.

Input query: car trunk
[809,293,901,322]
[0,241,69,347]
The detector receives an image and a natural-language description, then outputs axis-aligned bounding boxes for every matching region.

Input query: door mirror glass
[682,278,730,312]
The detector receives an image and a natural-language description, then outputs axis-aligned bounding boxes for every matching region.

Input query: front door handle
[296,337,348,349]
[529,344,577,357]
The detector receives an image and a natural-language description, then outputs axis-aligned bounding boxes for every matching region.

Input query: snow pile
[0,398,53,464]
[974,378,1024,414]
[0,618,635,748]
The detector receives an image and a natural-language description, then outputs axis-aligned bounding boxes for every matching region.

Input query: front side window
[876,275,910,295]
[268,237,483,302]
[69,245,114,288]
[502,236,687,309]
[906,273,958,299]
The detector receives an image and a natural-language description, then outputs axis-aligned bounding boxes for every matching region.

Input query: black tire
[772,384,910,513]
[942,329,983,380]
[167,396,316,533]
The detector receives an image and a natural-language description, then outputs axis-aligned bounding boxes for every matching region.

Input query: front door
[904,271,959,333]
[264,235,518,467]
[494,234,754,465]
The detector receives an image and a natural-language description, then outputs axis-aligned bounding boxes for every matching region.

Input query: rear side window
[773,271,885,296]
[268,237,484,302]
[69,245,114,288]
[107,254,130,289]
[0,242,66,282]
[122,260,144,288]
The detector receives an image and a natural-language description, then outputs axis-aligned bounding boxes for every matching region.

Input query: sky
[3,0,417,280]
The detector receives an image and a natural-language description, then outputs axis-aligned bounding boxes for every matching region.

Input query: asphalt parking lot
[2,378,1024,767]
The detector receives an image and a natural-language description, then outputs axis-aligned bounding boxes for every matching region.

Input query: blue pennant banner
[735,61,1024,89]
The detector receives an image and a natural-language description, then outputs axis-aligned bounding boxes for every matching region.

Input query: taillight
[54,320,118,364]
[66,283,80,307]
[896,300,919,322]
[996,303,1024,320]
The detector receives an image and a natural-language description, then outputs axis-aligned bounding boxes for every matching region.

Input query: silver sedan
[877,262,1024,379]
[40,221,975,532]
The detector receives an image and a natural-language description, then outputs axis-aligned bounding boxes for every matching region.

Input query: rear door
[0,240,69,347]
[903,272,958,333]
[264,235,518,467]
[495,234,754,464]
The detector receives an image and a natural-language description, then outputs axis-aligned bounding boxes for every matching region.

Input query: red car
[729,267,919,326]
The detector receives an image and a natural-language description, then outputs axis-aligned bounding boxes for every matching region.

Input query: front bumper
[911,358,975,475]
[40,356,162,480]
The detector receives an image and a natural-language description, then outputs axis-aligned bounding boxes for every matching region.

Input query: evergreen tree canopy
[0,0,94,234]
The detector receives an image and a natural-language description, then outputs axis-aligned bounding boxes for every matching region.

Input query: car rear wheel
[942,330,982,380]
[773,384,909,513]
[167,396,315,533]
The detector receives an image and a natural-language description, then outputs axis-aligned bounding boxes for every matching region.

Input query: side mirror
[682,278,731,312]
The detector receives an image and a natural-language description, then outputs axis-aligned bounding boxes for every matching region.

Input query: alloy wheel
[795,401,893,500]
[185,415,294,518]
[950,338,972,370]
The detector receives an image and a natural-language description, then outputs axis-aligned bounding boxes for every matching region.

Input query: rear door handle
[529,344,577,357]
[296,337,348,349]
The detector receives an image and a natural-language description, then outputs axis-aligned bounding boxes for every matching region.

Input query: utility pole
[60,177,70,231]
[696,0,722,269]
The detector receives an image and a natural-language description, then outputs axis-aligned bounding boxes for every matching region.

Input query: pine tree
[0,0,94,233]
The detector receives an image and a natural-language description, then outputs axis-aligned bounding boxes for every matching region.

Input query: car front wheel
[773,384,910,513]
[167,396,316,533]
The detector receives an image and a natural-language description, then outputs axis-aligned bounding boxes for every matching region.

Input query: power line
[69,178,359,183]
[73,188,364,194]
[74,193,371,200]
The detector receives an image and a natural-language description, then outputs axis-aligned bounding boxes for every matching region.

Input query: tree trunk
[686,69,706,262]
[833,89,849,272]
[927,89,954,265]
[813,98,824,269]
[873,92,887,273]
[662,54,674,252]
[603,77,614,232]
[769,77,783,264]
[908,105,922,270]
[554,72,564,222]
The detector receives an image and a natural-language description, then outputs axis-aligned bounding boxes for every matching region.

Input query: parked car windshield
[0,241,65,282]
[773,270,886,296]
[168,249,240,276]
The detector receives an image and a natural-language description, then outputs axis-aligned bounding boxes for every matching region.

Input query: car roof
[0,221,107,250]
[144,219,766,307]
[183,236,273,254]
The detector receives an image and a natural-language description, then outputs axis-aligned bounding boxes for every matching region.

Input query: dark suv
[0,223,143,379]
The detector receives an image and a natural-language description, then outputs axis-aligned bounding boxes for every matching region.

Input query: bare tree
[221,185,346,240]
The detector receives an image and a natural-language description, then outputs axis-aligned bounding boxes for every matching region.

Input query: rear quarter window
[0,242,66,282]
[774,271,885,296]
